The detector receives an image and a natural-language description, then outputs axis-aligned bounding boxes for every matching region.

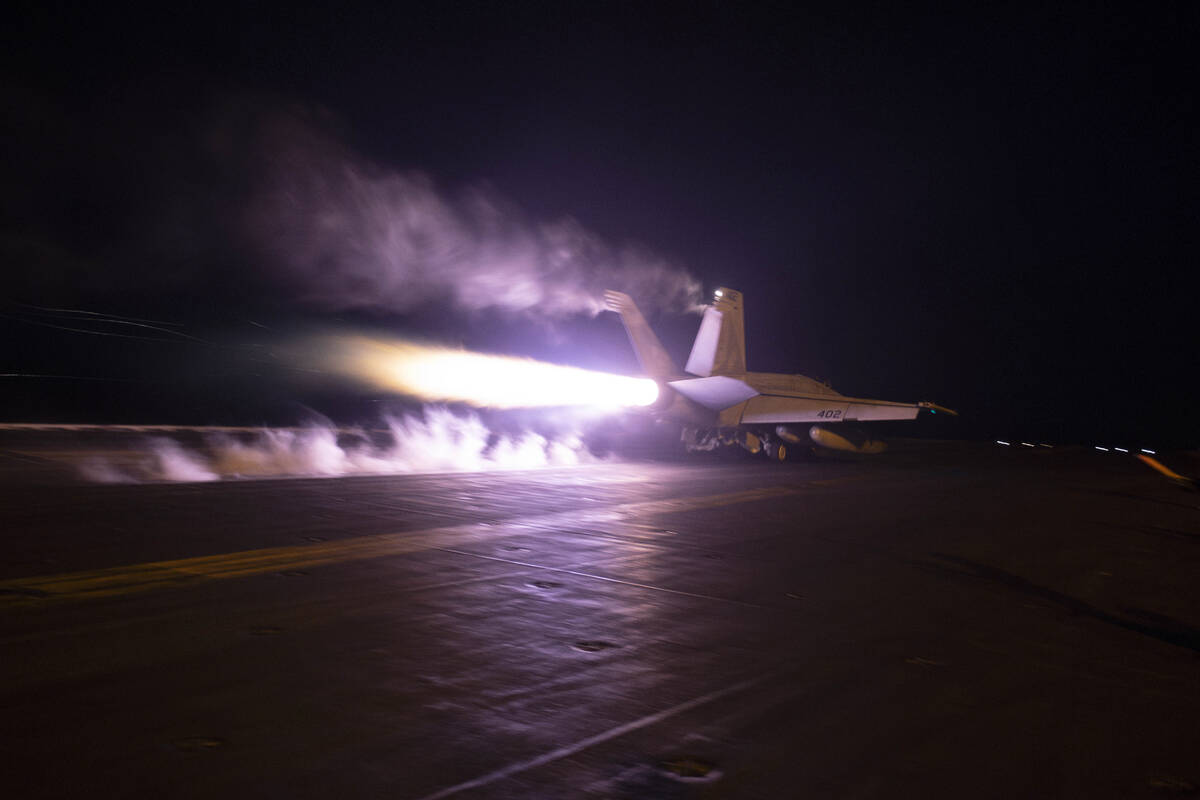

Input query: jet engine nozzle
[648,382,720,426]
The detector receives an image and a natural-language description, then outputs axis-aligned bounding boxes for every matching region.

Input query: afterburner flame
[324,336,658,409]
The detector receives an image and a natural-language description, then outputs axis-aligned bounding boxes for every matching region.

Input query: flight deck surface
[2,436,1198,798]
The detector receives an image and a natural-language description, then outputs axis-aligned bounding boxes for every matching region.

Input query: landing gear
[763,440,788,462]
[681,427,721,452]
[683,427,801,462]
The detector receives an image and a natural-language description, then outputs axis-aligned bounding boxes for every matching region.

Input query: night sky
[3,4,1196,447]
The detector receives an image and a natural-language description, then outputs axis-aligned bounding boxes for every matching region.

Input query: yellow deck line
[1137,454,1190,483]
[0,484,810,606]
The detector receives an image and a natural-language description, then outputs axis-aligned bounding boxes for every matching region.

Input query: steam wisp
[243,105,702,318]
[78,409,601,483]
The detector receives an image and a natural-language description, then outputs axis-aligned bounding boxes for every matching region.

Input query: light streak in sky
[0,303,210,343]
[321,336,659,409]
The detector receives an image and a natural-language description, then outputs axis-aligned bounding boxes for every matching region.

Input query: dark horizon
[3,5,1196,449]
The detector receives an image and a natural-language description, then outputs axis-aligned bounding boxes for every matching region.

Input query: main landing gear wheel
[764,441,788,462]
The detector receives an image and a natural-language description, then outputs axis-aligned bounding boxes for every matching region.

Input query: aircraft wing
[738,395,956,423]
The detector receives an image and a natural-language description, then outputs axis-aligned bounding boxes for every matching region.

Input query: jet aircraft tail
[605,286,748,380]
[685,287,746,376]
[603,290,680,378]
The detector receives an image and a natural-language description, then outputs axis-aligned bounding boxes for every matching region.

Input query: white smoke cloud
[241,106,702,317]
[78,408,601,483]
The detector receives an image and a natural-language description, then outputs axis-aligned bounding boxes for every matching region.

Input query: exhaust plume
[316,335,659,408]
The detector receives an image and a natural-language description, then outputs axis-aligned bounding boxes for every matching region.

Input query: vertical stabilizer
[685,287,745,376]
[603,290,680,378]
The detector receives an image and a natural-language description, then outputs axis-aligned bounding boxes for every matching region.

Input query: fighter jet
[605,287,956,460]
